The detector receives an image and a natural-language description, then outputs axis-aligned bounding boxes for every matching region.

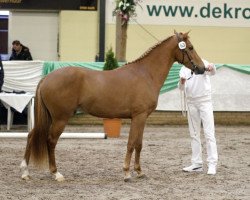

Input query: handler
[178,59,218,175]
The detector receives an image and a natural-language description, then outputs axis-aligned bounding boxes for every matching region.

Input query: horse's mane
[125,35,174,65]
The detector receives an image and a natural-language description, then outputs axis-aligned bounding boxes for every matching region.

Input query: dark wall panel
[0,0,98,10]
[0,17,8,54]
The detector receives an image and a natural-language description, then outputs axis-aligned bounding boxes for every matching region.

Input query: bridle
[175,33,205,74]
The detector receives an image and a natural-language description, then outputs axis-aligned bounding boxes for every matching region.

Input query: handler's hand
[206,63,215,72]
[180,77,186,84]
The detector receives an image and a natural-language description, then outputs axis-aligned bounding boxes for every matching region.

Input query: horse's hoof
[136,173,147,179]
[124,177,132,182]
[124,173,132,182]
[21,175,30,180]
[54,172,65,182]
[21,169,30,180]
[56,176,65,182]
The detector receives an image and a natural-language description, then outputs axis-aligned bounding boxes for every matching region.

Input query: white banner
[106,0,250,27]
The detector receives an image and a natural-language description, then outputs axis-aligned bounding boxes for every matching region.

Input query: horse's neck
[139,41,176,90]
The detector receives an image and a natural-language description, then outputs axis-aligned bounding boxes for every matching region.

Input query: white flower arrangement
[113,0,142,23]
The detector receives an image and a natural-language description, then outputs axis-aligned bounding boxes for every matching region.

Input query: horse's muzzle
[193,66,206,75]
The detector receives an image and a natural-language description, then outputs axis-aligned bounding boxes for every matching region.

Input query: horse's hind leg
[20,130,34,180]
[124,114,147,182]
[47,120,67,181]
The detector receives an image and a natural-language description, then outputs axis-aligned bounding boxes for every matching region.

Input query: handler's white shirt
[178,60,216,102]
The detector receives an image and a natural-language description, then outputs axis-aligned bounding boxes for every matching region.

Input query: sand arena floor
[0,125,249,200]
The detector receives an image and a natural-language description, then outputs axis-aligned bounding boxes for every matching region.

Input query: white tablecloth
[0,93,34,113]
[0,92,34,131]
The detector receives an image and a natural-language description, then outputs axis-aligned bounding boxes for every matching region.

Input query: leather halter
[175,33,205,74]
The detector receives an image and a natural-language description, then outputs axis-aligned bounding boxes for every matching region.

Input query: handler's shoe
[183,165,203,172]
[207,166,216,175]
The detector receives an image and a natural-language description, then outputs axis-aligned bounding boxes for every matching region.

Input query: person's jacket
[9,45,33,60]
[178,59,216,102]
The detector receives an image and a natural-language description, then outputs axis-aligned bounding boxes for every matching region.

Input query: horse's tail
[29,77,51,167]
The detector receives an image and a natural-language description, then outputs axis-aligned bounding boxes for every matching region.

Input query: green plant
[103,48,119,71]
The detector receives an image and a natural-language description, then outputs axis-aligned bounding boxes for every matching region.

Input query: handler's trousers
[187,99,218,167]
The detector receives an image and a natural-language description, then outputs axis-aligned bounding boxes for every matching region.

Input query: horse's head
[174,30,205,74]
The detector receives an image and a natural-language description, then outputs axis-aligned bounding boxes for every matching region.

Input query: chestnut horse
[20,31,205,182]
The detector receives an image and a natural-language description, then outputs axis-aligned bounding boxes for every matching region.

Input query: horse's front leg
[134,129,146,179]
[124,113,147,182]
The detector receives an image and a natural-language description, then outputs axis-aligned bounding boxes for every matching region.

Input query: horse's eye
[189,46,194,51]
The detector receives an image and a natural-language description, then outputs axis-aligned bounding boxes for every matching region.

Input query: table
[0,93,34,131]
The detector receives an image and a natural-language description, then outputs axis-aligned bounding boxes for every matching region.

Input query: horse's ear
[183,31,190,39]
[174,30,178,35]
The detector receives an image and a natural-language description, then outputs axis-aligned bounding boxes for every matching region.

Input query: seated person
[9,40,33,60]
